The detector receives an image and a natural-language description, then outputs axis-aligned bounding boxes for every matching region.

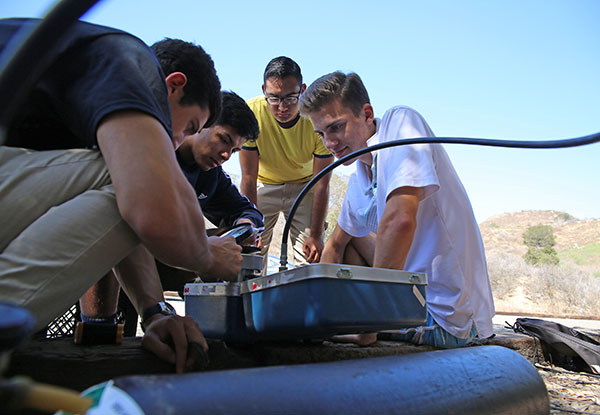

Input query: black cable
[0,0,103,145]
[279,132,600,271]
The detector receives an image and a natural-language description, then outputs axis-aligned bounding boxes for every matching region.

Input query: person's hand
[234,219,258,246]
[303,235,324,263]
[205,235,242,280]
[141,313,208,373]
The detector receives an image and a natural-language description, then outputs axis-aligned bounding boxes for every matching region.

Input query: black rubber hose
[279,132,600,270]
[0,0,103,144]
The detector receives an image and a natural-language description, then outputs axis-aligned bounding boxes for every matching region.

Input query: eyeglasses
[264,95,300,106]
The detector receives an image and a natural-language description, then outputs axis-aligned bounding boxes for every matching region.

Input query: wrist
[309,229,323,240]
[140,301,176,331]
[194,242,215,275]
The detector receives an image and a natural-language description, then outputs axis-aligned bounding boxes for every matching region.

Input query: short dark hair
[151,38,222,127]
[300,71,370,117]
[216,91,259,142]
[263,56,302,86]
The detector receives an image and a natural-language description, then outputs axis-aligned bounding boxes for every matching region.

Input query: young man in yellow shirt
[241,57,333,267]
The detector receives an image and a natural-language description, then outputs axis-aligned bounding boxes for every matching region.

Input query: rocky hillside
[480,210,600,268]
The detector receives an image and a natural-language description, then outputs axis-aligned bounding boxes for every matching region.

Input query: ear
[261,84,266,95]
[300,83,307,93]
[362,103,374,123]
[165,72,188,95]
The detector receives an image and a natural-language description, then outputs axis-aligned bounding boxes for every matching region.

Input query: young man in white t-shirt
[299,71,495,348]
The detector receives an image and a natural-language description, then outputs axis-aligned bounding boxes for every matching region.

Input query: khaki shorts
[256,181,318,267]
[0,147,138,331]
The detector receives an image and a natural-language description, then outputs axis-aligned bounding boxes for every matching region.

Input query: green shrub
[522,224,559,266]
[523,224,556,248]
[524,246,560,266]
[558,212,575,222]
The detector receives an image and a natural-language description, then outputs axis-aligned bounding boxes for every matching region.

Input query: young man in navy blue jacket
[176,91,263,233]
[155,91,263,290]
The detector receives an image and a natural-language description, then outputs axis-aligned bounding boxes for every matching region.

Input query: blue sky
[2,0,599,223]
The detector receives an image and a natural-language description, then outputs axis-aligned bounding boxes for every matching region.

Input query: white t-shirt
[338,105,495,339]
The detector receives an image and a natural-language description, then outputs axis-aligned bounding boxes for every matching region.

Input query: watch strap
[141,301,176,329]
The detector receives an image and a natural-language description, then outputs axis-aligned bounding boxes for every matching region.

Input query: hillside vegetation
[480,210,600,315]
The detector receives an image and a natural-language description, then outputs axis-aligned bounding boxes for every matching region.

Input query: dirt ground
[539,363,600,414]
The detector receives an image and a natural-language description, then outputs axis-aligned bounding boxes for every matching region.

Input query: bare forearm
[239,149,259,206]
[310,177,330,238]
[373,218,416,270]
[146,183,213,272]
[97,111,213,273]
[310,157,333,239]
[240,177,258,205]
[320,224,349,264]
[372,187,421,270]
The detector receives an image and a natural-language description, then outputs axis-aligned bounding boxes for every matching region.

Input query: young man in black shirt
[0,18,241,372]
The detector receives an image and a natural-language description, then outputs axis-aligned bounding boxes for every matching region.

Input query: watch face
[161,301,176,315]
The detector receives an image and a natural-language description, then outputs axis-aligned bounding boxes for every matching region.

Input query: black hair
[263,56,302,86]
[151,38,221,127]
[216,91,259,142]
[300,71,370,117]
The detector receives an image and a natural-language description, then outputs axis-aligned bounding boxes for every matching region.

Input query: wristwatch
[141,301,176,331]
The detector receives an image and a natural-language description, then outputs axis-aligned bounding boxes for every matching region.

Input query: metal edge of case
[241,253,263,269]
[184,282,241,297]
[240,263,426,295]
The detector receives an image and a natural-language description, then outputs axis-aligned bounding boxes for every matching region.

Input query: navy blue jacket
[176,152,264,229]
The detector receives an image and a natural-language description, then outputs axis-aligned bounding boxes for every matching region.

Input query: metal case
[240,263,427,339]
[184,253,263,342]
[184,282,251,342]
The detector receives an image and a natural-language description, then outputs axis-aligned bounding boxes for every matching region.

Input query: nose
[172,134,184,149]
[278,100,289,109]
[322,133,337,149]
[221,150,231,162]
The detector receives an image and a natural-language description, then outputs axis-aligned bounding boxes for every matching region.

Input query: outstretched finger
[183,316,208,350]
[164,316,189,374]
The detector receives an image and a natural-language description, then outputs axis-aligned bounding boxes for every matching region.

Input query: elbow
[120,201,183,246]
[385,213,418,236]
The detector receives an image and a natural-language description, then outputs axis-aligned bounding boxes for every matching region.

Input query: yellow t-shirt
[244,96,332,184]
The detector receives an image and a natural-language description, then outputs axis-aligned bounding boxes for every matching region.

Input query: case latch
[409,274,422,284]
[336,268,353,279]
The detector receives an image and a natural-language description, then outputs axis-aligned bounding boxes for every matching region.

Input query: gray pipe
[112,345,549,415]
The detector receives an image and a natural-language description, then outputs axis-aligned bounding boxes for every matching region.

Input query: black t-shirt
[0,18,171,150]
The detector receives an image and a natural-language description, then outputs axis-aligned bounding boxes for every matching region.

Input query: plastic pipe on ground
[111,345,549,415]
